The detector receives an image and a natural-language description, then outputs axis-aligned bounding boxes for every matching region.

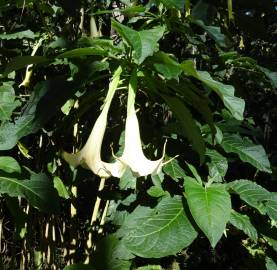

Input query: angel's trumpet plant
[118,71,166,177]
[63,66,126,178]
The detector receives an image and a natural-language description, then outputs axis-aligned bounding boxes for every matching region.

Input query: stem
[98,200,109,234]
[227,0,234,22]
[85,177,106,264]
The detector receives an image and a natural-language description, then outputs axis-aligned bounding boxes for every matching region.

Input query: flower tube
[119,71,166,177]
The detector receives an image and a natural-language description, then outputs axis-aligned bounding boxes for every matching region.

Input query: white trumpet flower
[63,66,126,178]
[63,68,169,179]
[118,72,166,177]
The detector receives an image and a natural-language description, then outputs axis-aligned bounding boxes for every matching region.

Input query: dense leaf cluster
[0,0,276,269]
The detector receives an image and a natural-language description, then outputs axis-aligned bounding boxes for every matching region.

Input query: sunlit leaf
[229,210,258,241]
[185,178,231,247]
[228,180,270,214]
[121,196,197,258]
[0,156,21,173]
[221,134,271,173]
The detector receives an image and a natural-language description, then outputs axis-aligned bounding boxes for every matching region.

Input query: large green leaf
[229,210,258,241]
[0,83,21,121]
[121,196,197,258]
[111,19,165,64]
[181,60,245,120]
[160,0,185,10]
[185,177,231,247]
[0,156,21,173]
[0,30,36,40]
[162,94,205,161]
[0,172,60,214]
[221,134,271,173]
[206,149,228,182]
[228,180,270,214]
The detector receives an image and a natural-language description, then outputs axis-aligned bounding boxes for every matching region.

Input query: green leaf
[229,210,258,241]
[185,178,231,247]
[163,159,186,181]
[221,134,271,173]
[186,163,202,184]
[265,193,277,221]
[181,60,245,120]
[111,19,165,64]
[152,52,183,80]
[193,20,230,48]
[92,235,133,270]
[228,180,270,214]
[160,0,185,10]
[0,83,21,121]
[0,30,36,40]
[93,5,145,15]
[53,176,70,199]
[136,266,162,270]
[266,257,277,270]
[162,95,205,161]
[0,78,78,150]
[122,196,197,258]
[4,56,49,74]
[258,66,277,89]
[206,149,228,182]
[264,236,277,252]
[0,115,33,150]
[0,172,60,214]
[197,71,245,120]
[168,79,216,135]
[0,156,21,173]
[147,186,167,197]
[151,172,164,187]
[119,167,137,190]
[57,47,107,58]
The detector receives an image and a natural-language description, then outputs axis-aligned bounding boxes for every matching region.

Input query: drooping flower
[63,66,126,178]
[63,68,168,179]
[117,71,166,177]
